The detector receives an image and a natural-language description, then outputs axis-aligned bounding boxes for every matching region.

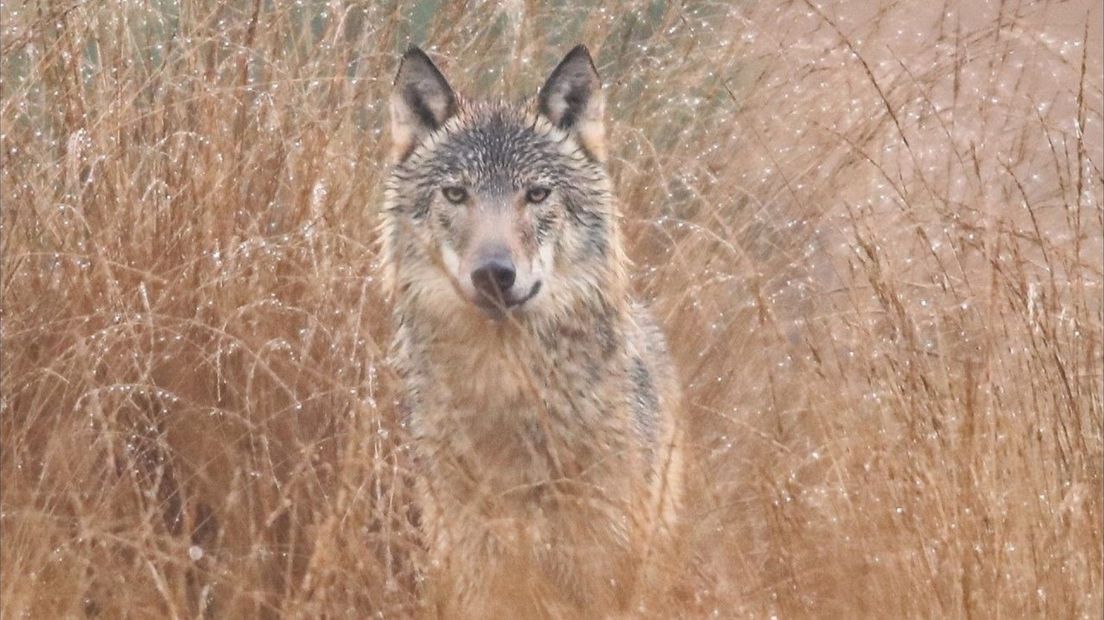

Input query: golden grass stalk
[2,1,1100,616]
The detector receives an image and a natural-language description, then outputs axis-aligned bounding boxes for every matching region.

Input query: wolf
[381,45,683,618]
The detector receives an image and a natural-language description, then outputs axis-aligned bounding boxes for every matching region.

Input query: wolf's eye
[442,186,468,204]
[525,187,550,204]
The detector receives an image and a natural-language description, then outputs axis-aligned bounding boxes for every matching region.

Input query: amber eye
[525,187,550,204]
[442,186,468,204]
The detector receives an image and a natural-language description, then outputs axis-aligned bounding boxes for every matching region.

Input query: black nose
[471,256,516,301]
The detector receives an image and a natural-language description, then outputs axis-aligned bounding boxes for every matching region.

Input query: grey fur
[382,46,683,618]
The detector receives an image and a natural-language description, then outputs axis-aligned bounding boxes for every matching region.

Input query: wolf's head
[382,46,624,324]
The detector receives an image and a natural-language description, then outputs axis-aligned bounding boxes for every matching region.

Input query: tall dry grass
[1,0,1101,617]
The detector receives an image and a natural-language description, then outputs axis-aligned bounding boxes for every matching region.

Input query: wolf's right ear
[390,47,458,162]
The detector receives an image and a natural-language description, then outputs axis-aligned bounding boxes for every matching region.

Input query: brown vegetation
[2,0,1101,617]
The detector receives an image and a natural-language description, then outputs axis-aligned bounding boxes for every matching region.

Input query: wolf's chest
[417,347,623,474]
[432,339,543,414]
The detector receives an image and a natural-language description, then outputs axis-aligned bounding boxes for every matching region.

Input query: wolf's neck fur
[407,289,625,404]
[396,283,634,483]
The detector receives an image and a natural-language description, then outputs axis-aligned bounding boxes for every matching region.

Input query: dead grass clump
[2,1,1100,617]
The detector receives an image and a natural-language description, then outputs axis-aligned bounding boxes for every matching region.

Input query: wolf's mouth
[474,281,542,319]
[514,281,542,306]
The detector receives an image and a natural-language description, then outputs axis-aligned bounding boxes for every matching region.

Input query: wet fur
[382,47,683,618]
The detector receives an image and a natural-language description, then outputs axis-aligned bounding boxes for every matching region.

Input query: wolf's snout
[471,254,516,302]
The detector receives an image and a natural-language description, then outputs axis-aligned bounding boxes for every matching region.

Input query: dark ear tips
[537,45,601,129]
[537,45,607,161]
[397,47,436,79]
[560,44,596,68]
[562,45,597,73]
[398,51,456,130]
[404,46,429,59]
[390,47,458,161]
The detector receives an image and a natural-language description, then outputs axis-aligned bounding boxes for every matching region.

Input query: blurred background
[1,0,1101,617]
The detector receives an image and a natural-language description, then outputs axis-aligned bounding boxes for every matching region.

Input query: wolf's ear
[538,45,606,162]
[391,47,458,162]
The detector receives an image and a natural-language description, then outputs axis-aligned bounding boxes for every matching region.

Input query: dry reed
[1,0,1101,617]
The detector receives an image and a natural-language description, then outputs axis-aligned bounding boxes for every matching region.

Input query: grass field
[2,0,1101,617]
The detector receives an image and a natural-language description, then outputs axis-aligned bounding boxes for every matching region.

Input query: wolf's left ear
[538,45,606,163]
[391,47,458,162]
